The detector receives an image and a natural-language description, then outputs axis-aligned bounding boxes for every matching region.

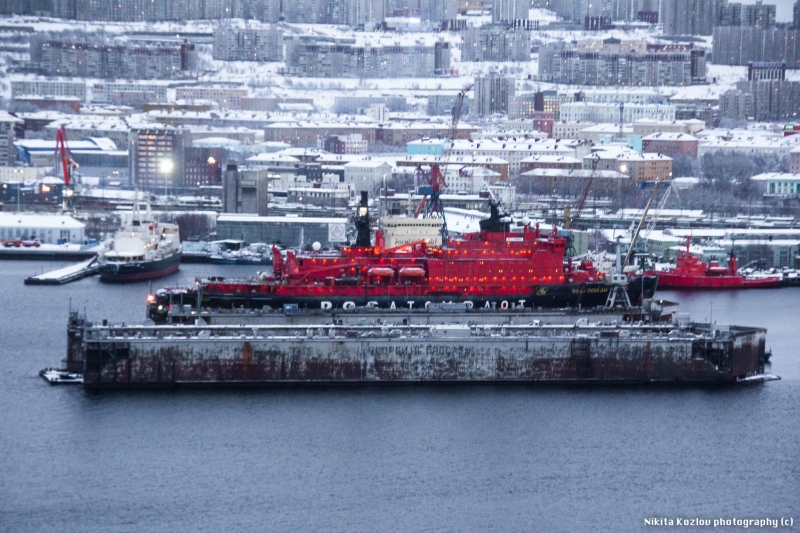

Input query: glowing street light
[159,159,174,174]
[159,158,174,199]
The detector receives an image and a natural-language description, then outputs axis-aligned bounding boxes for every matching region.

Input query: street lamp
[159,158,174,200]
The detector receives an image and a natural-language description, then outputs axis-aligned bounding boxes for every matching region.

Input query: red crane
[55,124,78,211]
[414,83,473,222]
[55,124,72,186]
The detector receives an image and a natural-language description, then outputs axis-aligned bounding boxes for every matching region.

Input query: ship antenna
[132,188,141,226]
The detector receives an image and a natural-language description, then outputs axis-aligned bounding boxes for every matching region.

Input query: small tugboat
[645,237,782,290]
[99,199,182,283]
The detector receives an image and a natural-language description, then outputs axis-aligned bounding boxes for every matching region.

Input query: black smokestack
[354,191,371,247]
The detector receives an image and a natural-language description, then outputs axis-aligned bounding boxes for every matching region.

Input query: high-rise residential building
[285,36,448,78]
[539,39,707,86]
[418,0,456,21]
[237,0,282,21]
[46,0,375,25]
[719,89,754,120]
[661,0,719,36]
[129,126,188,190]
[794,0,800,28]
[743,1,776,27]
[0,112,23,167]
[492,0,528,22]
[280,0,385,24]
[718,1,742,25]
[713,27,800,68]
[474,75,515,116]
[461,23,531,62]
[718,1,776,27]
[746,80,800,121]
[213,24,284,62]
[51,0,77,18]
[545,0,602,21]
[30,36,197,80]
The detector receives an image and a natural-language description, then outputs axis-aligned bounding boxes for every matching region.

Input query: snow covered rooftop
[519,155,582,164]
[750,173,800,182]
[0,213,84,229]
[399,154,509,165]
[192,137,243,147]
[0,111,23,124]
[218,214,347,224]
[642,133,699,141]
[521,169,629,179]
[246,153,301,164]
[14,138,118,151]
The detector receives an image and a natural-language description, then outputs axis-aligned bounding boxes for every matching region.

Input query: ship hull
[651,272,781,290]
[76,320,768,389]
[100,252,181,283]
[151,276,657,321]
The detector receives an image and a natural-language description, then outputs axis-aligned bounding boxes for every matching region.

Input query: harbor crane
[564,153,600,230]
[414,83,474,238]
[55,125,78,212]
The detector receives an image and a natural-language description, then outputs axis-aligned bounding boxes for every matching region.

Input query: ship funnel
[354,191,372,247]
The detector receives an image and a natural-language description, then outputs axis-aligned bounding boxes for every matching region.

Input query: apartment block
[11,79,87,101]
[747,80,800,121]
[473,75,515,116]
[661,0,719,36]
[129,126,189,190]
[641,132,700,158]
[789,146,800,173]
[91,82,169,103]
[713,27,800,68]
[175,87,249,109]
[461,23,530,62]
[539,39,706,86]
[320,134,369,155]
[586,149,673,182]
[285,36,449,78]
[718,1,776,28]
[560,102,676,123]
[719,89,754,120]
[491,0,528,22]
[31,36,197,80]
[0,112,23,166]
[213,24,284,62]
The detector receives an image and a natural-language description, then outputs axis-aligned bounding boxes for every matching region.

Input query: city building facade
[539,39,707,86]
[473,75,515,116]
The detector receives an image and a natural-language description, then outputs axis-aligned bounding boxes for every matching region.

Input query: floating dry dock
[65,312,771,388]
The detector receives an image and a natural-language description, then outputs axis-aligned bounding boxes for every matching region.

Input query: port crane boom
[55,125,78,211]
[414,83,473,231]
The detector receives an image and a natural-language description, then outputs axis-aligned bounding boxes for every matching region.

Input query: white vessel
[99,200,182,282]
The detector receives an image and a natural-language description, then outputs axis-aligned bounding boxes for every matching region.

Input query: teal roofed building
[407,138,447,156]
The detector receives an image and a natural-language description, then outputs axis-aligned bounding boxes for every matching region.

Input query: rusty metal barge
[63,310,774,388]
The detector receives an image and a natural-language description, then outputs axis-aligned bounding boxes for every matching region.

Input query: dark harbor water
[0,260,798,532]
